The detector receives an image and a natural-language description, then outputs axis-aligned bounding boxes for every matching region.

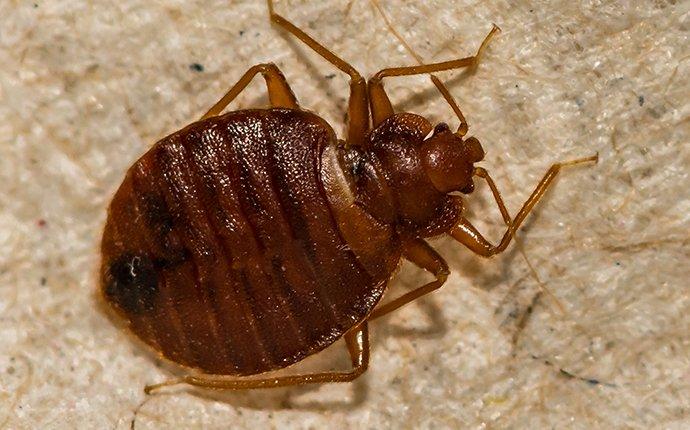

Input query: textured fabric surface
[1,0,688,428]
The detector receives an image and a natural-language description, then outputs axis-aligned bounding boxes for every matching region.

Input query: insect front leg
[202,63,298,119]
[450,155,599,256]
[144,323,369,393]
[368,239,449,321]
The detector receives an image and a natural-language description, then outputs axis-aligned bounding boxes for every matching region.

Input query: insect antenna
[370,0,470,135]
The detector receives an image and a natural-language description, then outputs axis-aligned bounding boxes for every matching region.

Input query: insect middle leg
[267,0,369,146]
[369,238,449,321]
[368,25,500,128]
[144,322,369,393]
[450,154,599,256]
[201,63,298,119]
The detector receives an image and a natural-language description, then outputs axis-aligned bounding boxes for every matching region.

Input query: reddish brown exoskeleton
[99,0,597,393]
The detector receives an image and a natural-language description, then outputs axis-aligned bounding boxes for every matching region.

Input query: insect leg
[267,0,369,147]
[144,322,369,393]
[201,63,298,119]
[368,25,500,128]
[368,239,449,321]
[450,154,599,256]
[473,167,512,225]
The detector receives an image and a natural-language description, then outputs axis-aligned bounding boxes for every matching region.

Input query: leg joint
[352,361,368,378]
[254,62,281,74]
[351,75,366,85]
[369,72,385,85]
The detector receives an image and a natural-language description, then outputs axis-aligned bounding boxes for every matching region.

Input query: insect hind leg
[144,322,369,393]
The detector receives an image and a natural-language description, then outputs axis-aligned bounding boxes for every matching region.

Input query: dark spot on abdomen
[105,252,159,314]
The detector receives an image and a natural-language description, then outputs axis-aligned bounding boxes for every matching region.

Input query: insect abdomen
[101,109,390,375]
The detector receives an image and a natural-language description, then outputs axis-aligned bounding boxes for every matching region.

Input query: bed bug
[99,0,597,393]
